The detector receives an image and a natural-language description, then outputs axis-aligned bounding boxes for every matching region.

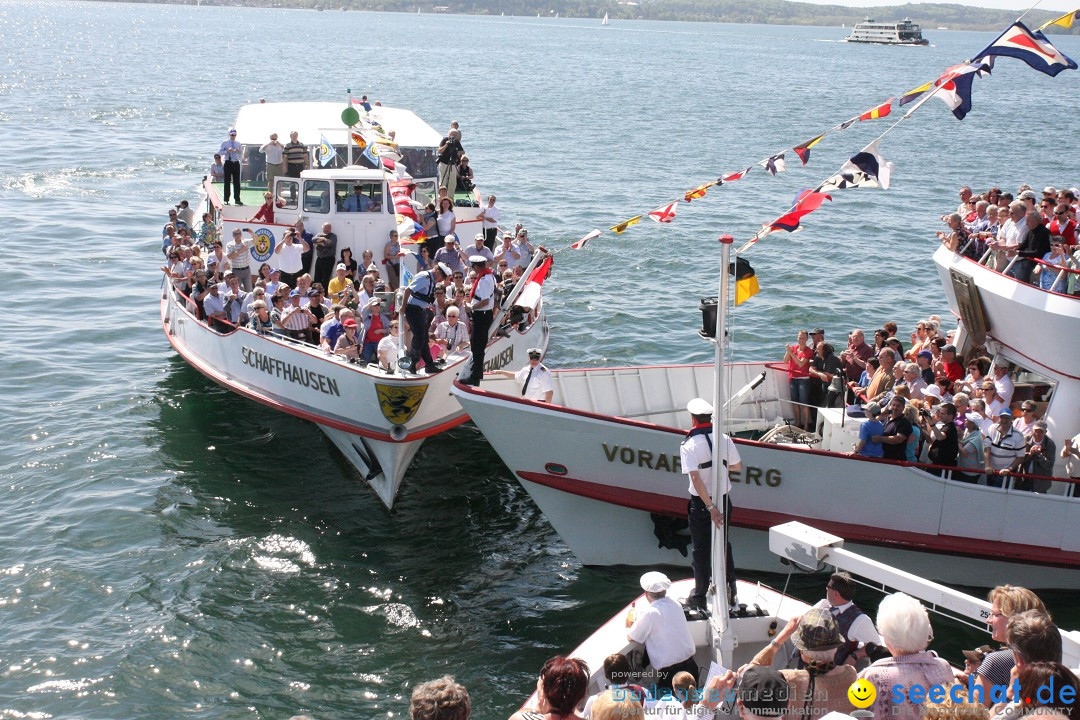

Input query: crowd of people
[159,203,543,377]
[782,315,1070,490]
[938,183,1080,294]
[485,574,1076,720]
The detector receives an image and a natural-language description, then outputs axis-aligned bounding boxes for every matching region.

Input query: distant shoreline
[89,0,1077,34]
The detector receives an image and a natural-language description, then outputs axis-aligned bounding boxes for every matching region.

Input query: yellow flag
[733,257,760,306]
[611,215,642,234]
[1039,9,1080,30]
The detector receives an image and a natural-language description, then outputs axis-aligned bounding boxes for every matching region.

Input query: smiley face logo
[848,678,876,709]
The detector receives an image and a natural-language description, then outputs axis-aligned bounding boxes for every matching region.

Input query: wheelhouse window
[336,180,384,213]
[276,179,300,209]
[303,180,331,213]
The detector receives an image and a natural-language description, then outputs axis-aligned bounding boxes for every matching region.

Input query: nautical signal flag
[723,167,752,183]
[793,135,824,165]
[317,134,336,167]
[899,81,933,107]
[762,153,787,176]
[684,182,715,202]
[351,132,367,149]
[766,190,832,233]
[859,99,893,120]
[648,201,678,223]
[571,229,602,249]
[1039,9,1080,30]
[730,257,760,305]
[817,139,894,192]
[611,216,642,234]
[974,21,1077,77]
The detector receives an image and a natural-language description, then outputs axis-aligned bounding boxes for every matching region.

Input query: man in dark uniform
[402,262,450,375]
[679,398,743,611]
[463,255,496,386]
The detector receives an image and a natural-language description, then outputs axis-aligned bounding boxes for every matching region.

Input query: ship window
[276,179,300,209]
[336,180,384,213]
[400,147,438,178]
[303,180,331,214]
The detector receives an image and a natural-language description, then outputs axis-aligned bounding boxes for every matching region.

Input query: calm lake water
[1,2,1078,718]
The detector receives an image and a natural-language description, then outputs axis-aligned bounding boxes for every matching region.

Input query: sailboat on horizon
[601,12,610,25]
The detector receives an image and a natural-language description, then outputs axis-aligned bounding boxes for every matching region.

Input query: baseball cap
[942,343,956,353]
[228,128,237,135]
[1019,190,1037,200]
[738,667,789,717]
[289,289,301,297]
[999,407,1013,418]
[270,267,281,274]
[342,318,357,328]
[336,263,347,271]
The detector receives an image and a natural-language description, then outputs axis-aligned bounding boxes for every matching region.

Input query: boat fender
[390,424,408,441]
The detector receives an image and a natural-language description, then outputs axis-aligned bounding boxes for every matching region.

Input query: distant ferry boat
[845,17,929,45]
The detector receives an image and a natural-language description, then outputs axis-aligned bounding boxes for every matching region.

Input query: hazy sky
[798,0,1077,13]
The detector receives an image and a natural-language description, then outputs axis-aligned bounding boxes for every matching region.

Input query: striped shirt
[986,425,1026,471]
[281,305,311,331]
[284,141,307,166]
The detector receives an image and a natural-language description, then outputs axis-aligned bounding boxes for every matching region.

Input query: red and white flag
[571,229,602,250]
[648,201,678,223]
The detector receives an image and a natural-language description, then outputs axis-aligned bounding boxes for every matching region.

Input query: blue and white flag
[974,21,1077,77]
[401,266,414,288]
[317,134,337,167]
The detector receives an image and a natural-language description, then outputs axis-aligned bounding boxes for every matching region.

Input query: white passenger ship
[161,101,550,508]
[845,18,929,45]
[452,235,1080,589]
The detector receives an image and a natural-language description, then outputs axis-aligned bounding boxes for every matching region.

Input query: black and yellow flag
[730,256,760,305]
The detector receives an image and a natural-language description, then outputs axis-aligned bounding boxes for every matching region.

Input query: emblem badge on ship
[375,384,428,425]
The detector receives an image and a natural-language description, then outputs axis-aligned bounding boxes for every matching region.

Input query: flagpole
[346,88,355,166]
[710,234,733,634]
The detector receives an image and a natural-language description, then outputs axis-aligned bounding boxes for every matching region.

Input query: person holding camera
[274,227,311,288]
[919,402,959,477]
[226,227,256,292]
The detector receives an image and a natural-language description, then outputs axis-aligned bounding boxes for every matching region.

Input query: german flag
[859,98,894,120]
[793,135,824,165]
[610,216,642,234]
[731,256,760,305]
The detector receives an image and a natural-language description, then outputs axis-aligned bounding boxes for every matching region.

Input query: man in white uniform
[680,398,742,611]
[463,255,496,386]
[495,348,553,403]
[625,571,697,693]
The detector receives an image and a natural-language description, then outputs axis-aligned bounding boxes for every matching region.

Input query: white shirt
[377,334,399,365]
[260,141,285,165]
[480,204,499,230]
[1000,218,1027,249]
[515,363,553,402]
[627,596,695,671]
[994,373,1014,406]
[680,430,740,498]
[276,242,304,274]
[469,273,496,311]
[814,599,883,645]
